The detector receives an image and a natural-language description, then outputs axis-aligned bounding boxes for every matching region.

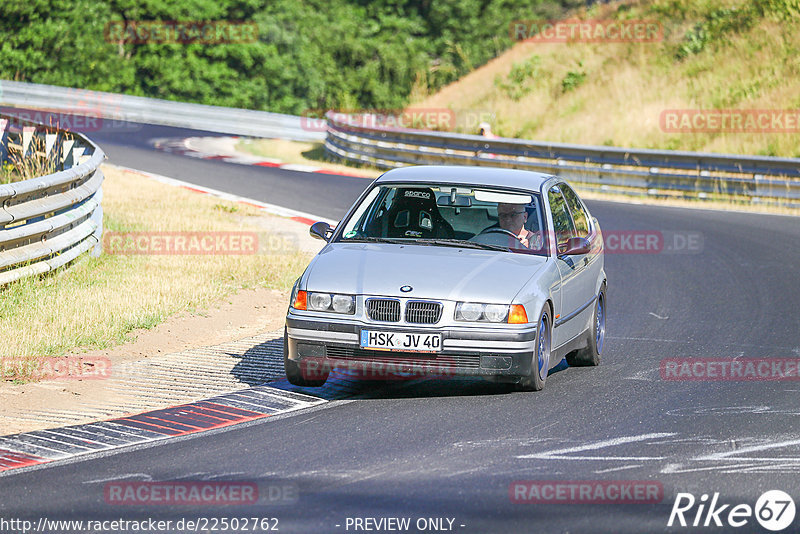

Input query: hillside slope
[414,0,800,157]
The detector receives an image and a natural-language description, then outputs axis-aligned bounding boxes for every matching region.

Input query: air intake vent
[405,301,442,324]
[366,299,401,322]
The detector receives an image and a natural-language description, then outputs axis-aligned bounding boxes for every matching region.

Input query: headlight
[307,292,355,314]
[458,302,483,321]
[332,294,355,313]
[309,292,332,310]
[484,304,508,322]
[455,302,510,323]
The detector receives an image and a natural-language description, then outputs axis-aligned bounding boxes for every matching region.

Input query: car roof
[374,165,555,191]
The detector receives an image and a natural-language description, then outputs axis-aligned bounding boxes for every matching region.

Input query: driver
[497,203,537,248]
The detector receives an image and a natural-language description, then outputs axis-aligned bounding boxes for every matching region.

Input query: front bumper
[285,313,538,379]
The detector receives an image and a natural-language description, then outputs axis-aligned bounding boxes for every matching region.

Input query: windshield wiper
[412,239,508,252]
[340,236,408,245]
[341,236,509,252]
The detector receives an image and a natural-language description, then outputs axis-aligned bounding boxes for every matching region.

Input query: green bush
[494,55,542,101]
[676,5,757,59]
[561,62,587,93]
[756,0,800,20]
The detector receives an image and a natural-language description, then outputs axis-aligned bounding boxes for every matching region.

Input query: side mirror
[309,221,332,241]
[558,237,591,256]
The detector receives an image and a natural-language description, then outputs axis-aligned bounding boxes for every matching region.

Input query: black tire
[518,306,552,391]
[284,327,329,387]
[566,285,606,367]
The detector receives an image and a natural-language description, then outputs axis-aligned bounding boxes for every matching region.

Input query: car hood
[303,243,548,302]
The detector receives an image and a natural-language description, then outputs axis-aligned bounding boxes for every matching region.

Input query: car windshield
[336,183,548,256]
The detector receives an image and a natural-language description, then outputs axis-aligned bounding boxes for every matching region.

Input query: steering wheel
[469,226,529,250]
[480,227,519,239]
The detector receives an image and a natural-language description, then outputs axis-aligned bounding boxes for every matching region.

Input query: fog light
[480,355,512,370]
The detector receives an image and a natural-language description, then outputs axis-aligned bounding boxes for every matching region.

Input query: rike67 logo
[668,490,796,531]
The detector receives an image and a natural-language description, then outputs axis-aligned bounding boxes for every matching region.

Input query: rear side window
[548,186,575,244]
[561,184,590,238]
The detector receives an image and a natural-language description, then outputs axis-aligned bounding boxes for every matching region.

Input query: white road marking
[593,465,642,474]
[695,437,800,461]
[662,462,798,475]
[83,473,153,484]
[624,368,660,381]
[648,312,669,319]
[516,432,676,460]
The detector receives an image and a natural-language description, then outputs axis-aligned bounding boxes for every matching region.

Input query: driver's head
[497,203,528,234]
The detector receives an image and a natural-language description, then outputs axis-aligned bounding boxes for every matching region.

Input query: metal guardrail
[3,81,796,207]
[325,113,800,206]
[0,112,104,286]
[0,80,325,142]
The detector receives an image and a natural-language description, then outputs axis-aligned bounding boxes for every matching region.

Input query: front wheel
[518,307,551,391]
[566,286,605,367]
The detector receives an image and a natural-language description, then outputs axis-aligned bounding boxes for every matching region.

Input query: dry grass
[0,165,313,362]
[414,0,800,158]
[1,130,67,184]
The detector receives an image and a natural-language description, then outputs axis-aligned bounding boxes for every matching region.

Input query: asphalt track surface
[2,119,800,533]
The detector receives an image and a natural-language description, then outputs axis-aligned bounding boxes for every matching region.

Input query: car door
[547,184,585,348]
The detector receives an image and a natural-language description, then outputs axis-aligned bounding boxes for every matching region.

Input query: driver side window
[548,186,576,247]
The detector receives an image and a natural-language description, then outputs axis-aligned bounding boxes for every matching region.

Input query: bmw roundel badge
[400,285,413,293]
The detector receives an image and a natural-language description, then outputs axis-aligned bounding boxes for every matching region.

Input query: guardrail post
[90,186,103,257]
[60,138,75,170]
[21,126,34,158]
[64,144,84,168]
[0,119,7,167]
[45,132,57,157]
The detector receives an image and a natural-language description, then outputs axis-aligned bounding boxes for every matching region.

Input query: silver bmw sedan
[284,165,606,391]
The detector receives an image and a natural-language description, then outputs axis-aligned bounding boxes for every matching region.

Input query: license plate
[360,330,442,353]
